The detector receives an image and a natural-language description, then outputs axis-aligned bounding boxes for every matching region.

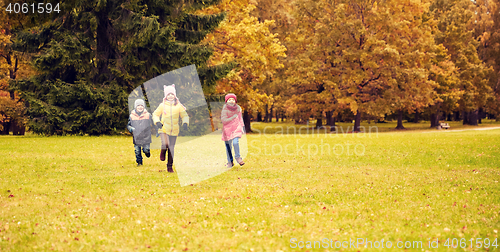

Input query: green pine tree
[10,0,233,135]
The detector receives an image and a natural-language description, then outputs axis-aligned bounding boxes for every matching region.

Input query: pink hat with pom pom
[225,93,237,103]
[164,84,176,98]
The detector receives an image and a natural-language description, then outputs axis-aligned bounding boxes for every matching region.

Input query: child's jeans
[134,144,150,164]
[225,137,240,163]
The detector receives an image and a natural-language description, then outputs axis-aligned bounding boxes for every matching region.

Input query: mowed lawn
[1,122,499,251]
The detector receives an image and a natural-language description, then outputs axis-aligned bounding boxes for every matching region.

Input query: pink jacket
[221,104,244,141]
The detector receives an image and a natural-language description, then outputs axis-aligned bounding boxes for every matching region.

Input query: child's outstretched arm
[221,108,238,124]
[150,117,159,137]
[152,104,163,125]
[180,105,189,126]
[127,116,134,133]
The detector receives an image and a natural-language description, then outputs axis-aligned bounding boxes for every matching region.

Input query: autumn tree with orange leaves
[197,0,287,132]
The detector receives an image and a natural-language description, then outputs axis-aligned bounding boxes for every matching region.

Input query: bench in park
[438,122,450,130]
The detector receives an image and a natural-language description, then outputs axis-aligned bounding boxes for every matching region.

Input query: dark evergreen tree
[11,0,233,135]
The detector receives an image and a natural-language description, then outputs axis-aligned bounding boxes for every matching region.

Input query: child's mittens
[156,122,163,129]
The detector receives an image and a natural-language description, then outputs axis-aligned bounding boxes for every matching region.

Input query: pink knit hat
[164,84,176,98]
[225,93,237,103]
[162,84,185,111]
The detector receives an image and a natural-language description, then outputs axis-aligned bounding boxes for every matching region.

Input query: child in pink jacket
[221,93,245,168]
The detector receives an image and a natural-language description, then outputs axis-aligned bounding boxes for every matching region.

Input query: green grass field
[1,121,499,251]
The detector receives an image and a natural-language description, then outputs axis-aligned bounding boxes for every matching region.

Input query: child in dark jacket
[127,99,156,166]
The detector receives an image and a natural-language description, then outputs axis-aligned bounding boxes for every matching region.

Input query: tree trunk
[2,55,25,135]
[257,112,262,122]
[11,121,25,135]
[430,108,441,128]
[435,112,441,127]
[462,111,469,125]
[294,114,300,124]
[331,115,336,131]
[454,111,460,121]
[468,109,478,125]
[447,113,452,121]
[209,110,215,132]
[263,105,268,122]
[326,111,336,131]
[243,110,252,133]
[1,120,10,135]
[315,113,323,128]
[396,110,405,129]
[430,113,437,127]
[354,110,361,132]
[414,112,420,123]
[326,111,335,128]
[478,108,483,124]
[10,68,24,135]
[19,123,26,135]
[95,4,115,82]
[269,105,274,122]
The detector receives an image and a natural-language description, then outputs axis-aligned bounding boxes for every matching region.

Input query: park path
[422,126,500,133]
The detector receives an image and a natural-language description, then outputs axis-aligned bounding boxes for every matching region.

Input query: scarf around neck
[223,104,240,123]
[134,109,146,116]
[226,103,238,111]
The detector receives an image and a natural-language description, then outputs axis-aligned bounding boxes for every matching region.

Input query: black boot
[160,149,166,161]
[167,148,174,172]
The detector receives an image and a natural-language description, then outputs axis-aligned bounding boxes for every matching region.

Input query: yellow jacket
[153,101,189,136]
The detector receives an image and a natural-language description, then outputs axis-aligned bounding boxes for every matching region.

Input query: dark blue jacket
[127,110,155,145]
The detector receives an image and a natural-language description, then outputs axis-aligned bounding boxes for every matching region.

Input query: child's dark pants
[134,144,150,165]
[160,133,177,169]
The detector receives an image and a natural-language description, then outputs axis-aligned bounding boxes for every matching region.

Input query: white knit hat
[134,99,145,109]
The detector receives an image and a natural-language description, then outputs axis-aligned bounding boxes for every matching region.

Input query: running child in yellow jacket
[153,84,189,173]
